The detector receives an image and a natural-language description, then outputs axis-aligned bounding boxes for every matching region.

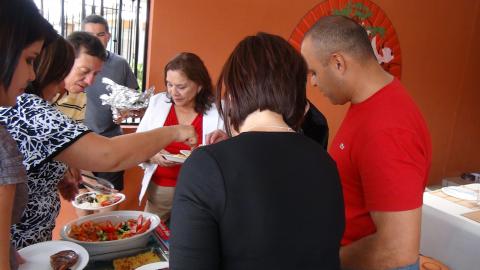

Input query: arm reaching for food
[55,125,197,172]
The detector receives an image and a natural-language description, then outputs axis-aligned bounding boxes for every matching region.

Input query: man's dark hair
[216,32,308,135]
[0,0,57,90]
[304,15,376,64]
[26,36,75,98]
[164,52,214,114]
[67,31,107,61]
[82,14,110,33]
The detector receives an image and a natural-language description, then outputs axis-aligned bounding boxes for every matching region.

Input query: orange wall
[146,0,480,185]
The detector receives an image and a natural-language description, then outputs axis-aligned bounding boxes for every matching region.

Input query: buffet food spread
[19,169,165,269]
[45,210,167,269]
[68,214,152,242]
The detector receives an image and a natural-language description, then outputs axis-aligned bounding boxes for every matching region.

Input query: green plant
[332,1,385,38]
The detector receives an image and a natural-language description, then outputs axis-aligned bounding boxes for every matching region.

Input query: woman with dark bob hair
[0,0,56,268]
[136,52,223,223]
[169,32,344,270]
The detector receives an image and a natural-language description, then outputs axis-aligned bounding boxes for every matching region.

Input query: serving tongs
[81,173,118,194]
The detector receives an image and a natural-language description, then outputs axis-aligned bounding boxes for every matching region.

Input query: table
[420,189,480,270]
[441,176,478,188]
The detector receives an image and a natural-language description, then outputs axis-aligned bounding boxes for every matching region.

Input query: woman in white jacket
[137,52,223,222]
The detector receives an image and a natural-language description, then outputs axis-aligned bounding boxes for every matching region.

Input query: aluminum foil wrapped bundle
[99,77,154,122]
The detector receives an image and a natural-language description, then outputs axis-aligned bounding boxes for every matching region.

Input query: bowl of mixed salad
[61,211,160,255]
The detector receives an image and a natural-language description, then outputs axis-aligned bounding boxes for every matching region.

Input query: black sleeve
[169,148,225,270]
[300,102,329,149]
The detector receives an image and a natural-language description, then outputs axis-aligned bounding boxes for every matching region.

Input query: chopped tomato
[106,220,114,228]
[106,232,118,240]
[137,219,151,234]
[142,218,151,229]
[127,219,136,231]
[100,200,112,207]
[101,221,115,233]
[136,215,144,232]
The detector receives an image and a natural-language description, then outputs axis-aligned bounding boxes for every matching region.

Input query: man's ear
[330,53,346,74]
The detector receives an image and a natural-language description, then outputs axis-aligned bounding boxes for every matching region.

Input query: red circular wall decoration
[289,0,402,78]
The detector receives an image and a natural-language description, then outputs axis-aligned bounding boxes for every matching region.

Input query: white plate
[18,240,89,270]
[161,153,186,163]
[135,261,169,270]
[179,149,192,157]
[72,192,125,211]
[441,186,478,201]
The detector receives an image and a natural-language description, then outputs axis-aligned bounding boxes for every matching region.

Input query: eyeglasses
[86,31,109,38]
[94,32,108,38]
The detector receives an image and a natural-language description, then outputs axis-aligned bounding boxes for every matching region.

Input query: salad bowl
[61,211,160,255]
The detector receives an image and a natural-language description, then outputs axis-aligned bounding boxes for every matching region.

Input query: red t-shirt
[151,106,203,187]
[329,78,431,246]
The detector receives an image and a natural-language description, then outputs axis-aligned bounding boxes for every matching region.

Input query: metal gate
[34,0,150,90]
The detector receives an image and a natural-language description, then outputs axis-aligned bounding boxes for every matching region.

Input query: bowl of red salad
[61,211,160,255]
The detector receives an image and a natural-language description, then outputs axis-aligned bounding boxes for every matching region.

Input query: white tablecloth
[420,186,480,270]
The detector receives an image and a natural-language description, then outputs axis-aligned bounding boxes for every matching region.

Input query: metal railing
[34,0,150,90]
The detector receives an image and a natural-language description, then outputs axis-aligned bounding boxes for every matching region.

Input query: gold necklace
[243,125,294,132]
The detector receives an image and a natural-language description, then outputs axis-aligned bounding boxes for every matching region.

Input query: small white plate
[135,261,169,270]
[72,192,125,211]
[441,186,478,201]
[18,240,89,270]
[179,149,192,157]
[161,153,186,163]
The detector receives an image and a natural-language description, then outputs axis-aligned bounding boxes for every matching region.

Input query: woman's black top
[170,132,344,270]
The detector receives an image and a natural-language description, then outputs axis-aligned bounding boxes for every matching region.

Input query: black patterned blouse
[0,94,90,248]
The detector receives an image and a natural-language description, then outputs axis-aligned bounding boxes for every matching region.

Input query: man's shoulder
[375,78,416,111]
[107,52,129,66]
[55,92,87,106]
[356,80,423,125]
[101,52,137,89]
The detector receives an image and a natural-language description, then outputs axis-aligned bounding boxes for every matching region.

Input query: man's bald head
[303,15,376,65]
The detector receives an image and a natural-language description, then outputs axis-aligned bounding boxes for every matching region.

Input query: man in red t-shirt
[301,16,431,270]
